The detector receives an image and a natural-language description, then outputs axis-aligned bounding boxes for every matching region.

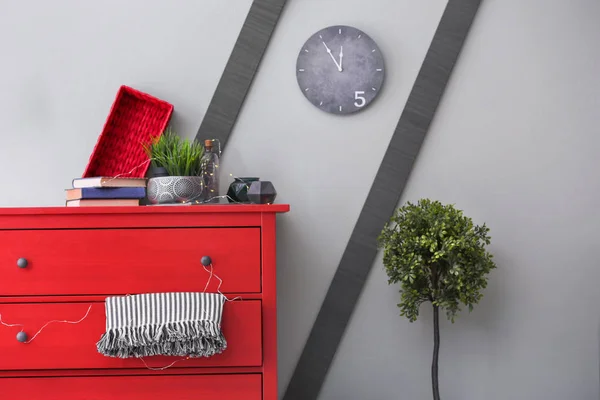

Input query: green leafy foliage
[377,199,496,323]
[143,128,205,176]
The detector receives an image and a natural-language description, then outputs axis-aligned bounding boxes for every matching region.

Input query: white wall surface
[0,0,251,205]
[1,1,600,399]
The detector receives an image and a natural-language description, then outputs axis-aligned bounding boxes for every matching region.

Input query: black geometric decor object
[227,177,260,203]
[247,181,277,204]
[283,1,483,399]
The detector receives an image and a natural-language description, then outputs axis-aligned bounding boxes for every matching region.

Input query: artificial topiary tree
[377,199,496,400]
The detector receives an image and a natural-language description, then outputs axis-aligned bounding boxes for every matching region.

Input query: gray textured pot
[147,176,204,204]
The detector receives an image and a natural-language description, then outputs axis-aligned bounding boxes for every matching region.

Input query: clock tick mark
[319,101,323,106]
[339,106,342,111]
[339,28,341,34]
[372,87,376,91]
[372,49,376,52]
[319,35,322,39]
[298,69,305,72]
[305,88,309,91]
[304,49,309,52]
[358,34,362,38]
[376,68,383,71]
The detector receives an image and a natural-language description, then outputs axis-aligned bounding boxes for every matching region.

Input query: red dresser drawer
[0,374,262,399]
[0,300,262,370]
[0,227,261,296]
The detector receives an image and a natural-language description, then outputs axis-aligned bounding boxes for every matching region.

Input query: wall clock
[296,25,385,115]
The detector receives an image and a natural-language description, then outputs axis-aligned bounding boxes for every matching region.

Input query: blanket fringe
[96,320,227,358]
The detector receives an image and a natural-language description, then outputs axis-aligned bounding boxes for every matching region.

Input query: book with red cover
[66,199,140,207]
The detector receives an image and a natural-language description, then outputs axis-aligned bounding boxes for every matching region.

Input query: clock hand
[339,46,343,71]
[322,41,342,72]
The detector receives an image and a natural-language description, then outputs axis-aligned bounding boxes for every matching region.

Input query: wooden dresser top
[0,204,290,229]
[0,204,290,216]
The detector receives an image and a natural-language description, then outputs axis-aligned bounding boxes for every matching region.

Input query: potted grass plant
[143,128,205,204]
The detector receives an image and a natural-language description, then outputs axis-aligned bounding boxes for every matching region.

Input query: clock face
[296,25,385,115]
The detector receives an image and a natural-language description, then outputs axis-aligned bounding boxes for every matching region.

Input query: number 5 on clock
[354,91,366,107]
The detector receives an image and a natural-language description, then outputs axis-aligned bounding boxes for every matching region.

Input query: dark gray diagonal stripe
[283,1,482,398]
[195,0,288,149]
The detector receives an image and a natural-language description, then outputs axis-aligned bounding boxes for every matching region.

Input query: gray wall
[1,0,600,399]
[0,0,252,205]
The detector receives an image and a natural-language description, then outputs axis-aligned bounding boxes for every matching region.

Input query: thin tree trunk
[432,305,441,400]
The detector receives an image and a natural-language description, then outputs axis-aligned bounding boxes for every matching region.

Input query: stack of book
[65,177,147,207]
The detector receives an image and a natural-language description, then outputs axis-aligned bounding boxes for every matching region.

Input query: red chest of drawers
[0,204,289,399]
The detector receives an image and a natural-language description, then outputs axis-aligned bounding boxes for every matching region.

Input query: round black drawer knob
[200,256,212,266]
[16,331,28,343]
[16,258,28,268]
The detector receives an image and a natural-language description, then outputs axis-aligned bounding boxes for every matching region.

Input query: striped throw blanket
[96,292,227,358]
